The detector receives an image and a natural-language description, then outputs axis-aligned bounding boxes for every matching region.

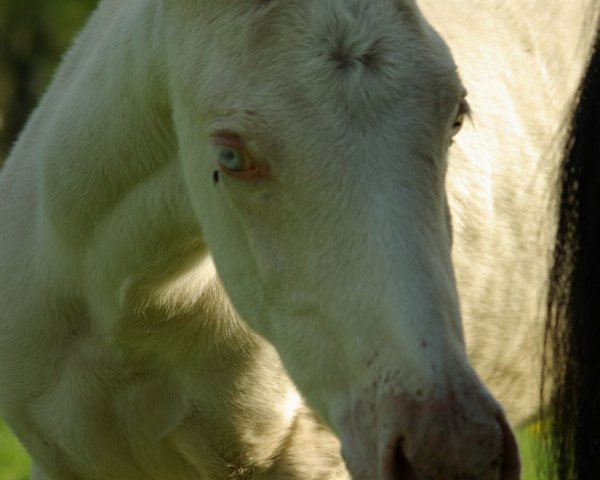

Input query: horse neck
[420,0,598,103]
[23,1,173,247]
[5,1,236,358]
[420,0,598,193]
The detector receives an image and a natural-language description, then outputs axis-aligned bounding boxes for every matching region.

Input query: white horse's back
[420,0,598,424]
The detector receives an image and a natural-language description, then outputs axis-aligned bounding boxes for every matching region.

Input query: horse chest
[23,325,300,480]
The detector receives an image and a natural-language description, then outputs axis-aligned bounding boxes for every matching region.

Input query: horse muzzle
[333,380,521,480]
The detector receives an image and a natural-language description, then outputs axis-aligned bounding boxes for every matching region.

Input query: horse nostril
[497,416,521,480]
[389,417,520,480]
[393,440,418,480]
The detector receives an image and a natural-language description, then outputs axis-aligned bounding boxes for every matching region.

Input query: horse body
[421,0,599,423]
[0,1,594,479]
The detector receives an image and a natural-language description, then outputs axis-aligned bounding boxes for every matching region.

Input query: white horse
[0,1,596,479]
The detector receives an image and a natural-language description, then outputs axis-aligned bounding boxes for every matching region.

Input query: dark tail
[543,16,600,480]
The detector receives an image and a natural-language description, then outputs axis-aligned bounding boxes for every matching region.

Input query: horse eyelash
[460,99,474,123]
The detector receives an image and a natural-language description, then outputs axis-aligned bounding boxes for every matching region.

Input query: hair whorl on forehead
[244,0,445,110]
[247,0,420,67]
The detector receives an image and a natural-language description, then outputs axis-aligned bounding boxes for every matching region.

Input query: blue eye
[218,147,245,172]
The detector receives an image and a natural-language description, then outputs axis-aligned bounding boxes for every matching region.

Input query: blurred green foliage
[0,0,97,158]
[0,419,29,480]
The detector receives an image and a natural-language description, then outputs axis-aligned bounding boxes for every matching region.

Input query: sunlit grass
[0,417,547,479]
[517,420,548,480]
[0,419,29,480]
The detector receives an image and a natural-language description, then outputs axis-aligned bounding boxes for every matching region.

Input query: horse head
[165,1,520,478]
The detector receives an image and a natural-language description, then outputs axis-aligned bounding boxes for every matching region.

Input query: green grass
[0,418,547,479]
[0,419,29,480]
[517,421,547,480]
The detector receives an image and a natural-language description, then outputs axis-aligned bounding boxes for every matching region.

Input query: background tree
[0,0,97,160]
